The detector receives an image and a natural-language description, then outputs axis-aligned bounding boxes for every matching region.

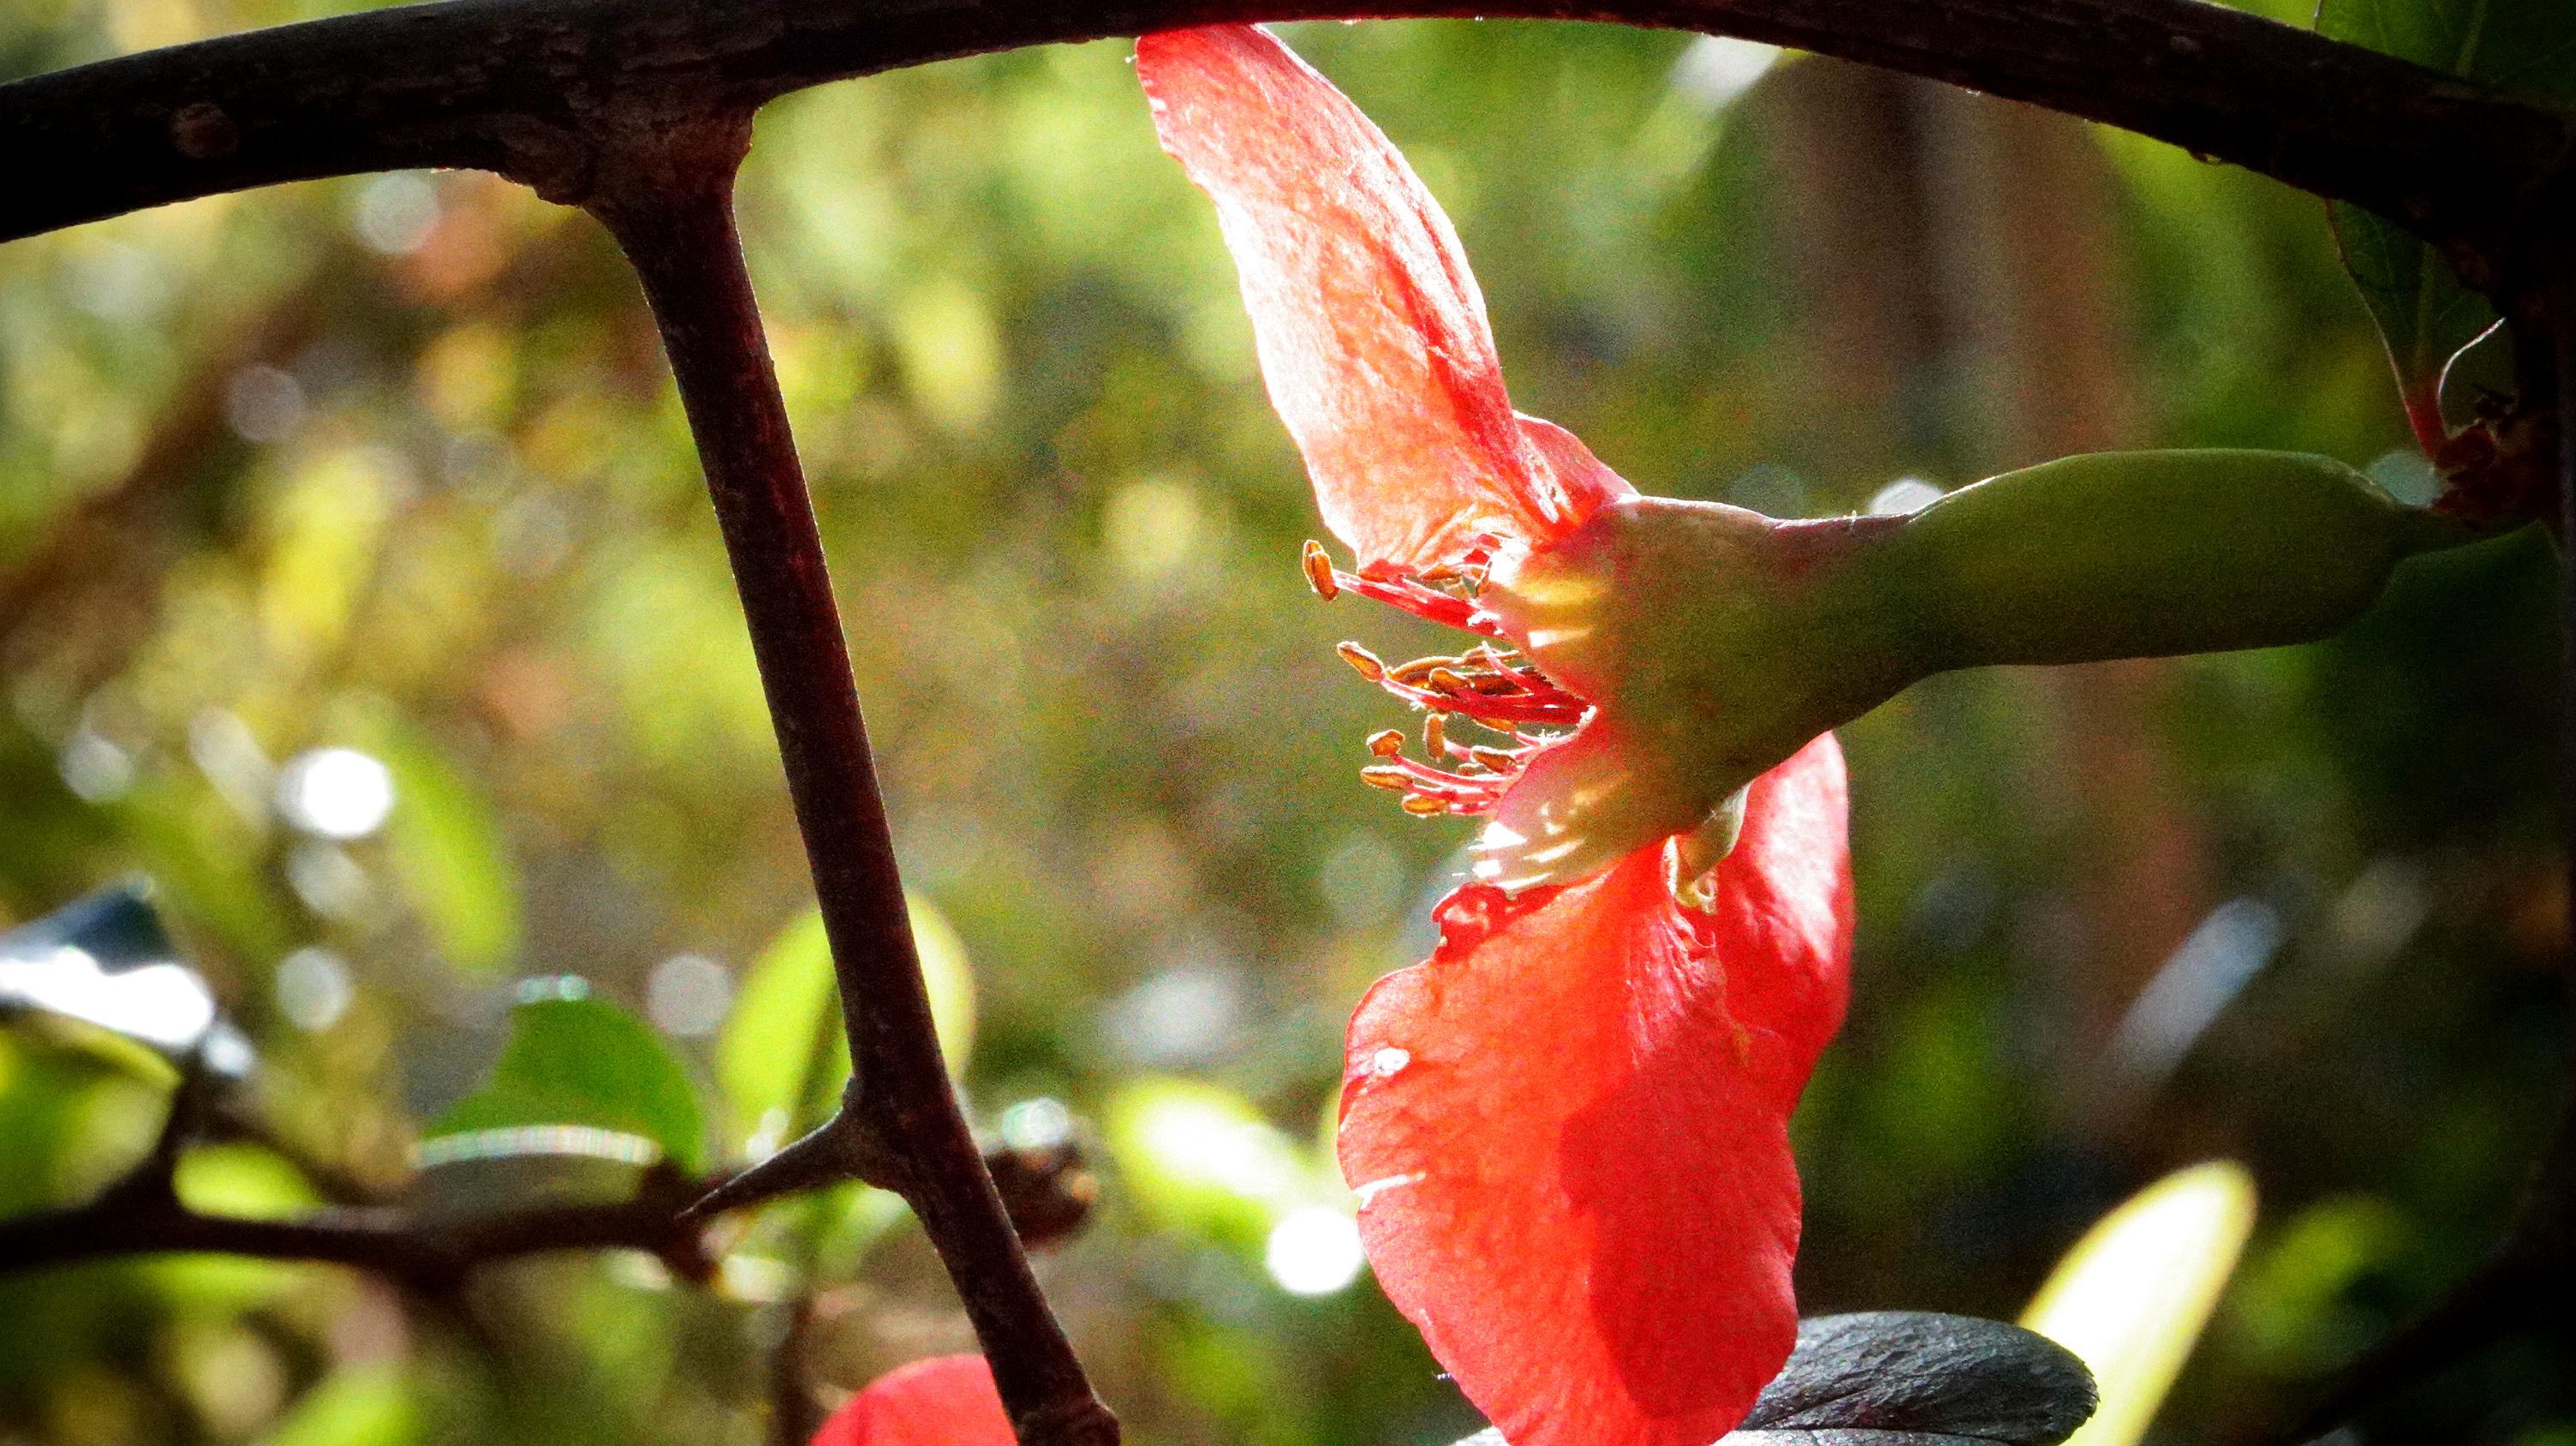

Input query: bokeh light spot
[276,747,395,840]
[647,952,731,1038]
[1266,1206,1366,1296]
[274,946,353,1032]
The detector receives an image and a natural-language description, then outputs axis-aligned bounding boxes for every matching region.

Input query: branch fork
[576,107,1116,1446]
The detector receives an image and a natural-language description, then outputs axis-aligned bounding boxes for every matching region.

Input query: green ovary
[1476,449,2482,893]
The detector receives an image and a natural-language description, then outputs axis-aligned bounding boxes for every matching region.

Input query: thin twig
[0,0,2567,270]
[767,1292,826,1446]
[0,1162,720,1291]
[578,105,1114,1446]
[0,1126,1089,1289]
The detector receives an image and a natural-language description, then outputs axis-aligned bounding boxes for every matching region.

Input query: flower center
[1304,494,1905,900]
[1302,540,1588,820]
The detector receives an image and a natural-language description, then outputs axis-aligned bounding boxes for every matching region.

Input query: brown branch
[0,1152,723,1291]
[2,0,2569,275]
[0,1132,1097,1283]
[577,105,1114,1446]
[767,1291,826,1446]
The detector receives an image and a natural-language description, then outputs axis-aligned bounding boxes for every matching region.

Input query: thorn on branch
[583,121,1114,1441]
[683,1107,905,1223]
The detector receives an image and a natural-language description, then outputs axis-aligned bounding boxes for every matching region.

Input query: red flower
[809,1354,1014,1446]
[1141,25,1854,1446]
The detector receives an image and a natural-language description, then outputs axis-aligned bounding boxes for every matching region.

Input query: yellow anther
[1399,793,1451,816]
[1336,642,1386,682]
[1426,667,1474,694]
[1301,541,1339,601]
[1367,729,1406,757]
[1359,765,1411,791]
[1423,714,1448,756]
[1470,745,1521,771]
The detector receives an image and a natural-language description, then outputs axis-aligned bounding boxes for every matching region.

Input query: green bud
[1475,449,2484,889]
[1880,449,2474,672]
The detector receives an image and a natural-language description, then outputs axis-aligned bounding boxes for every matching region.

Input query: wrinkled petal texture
[1515,414,1637,529]
[809,1354,1013,1446]
[1340,736,1853,1446]
[1140,24,1601,571]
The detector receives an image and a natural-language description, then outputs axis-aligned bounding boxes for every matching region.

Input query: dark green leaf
[2319,0,2576,108]
[2318,0,2576,439]
[2326,200,2494,440]
[1730,1313,2096,1443]
[1451,1312,2095,1446]
[426,980,705,1174]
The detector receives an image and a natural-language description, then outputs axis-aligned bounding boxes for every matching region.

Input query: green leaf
[2326,200,2496,441]
[2318,0,2576,440]
[2321,0,2576,105]
[175,1144,322,1221]
[426,983,706,1174]
[715,895,975,1152]
[2020,1162,2257,1446]
[379,732,522,977]
[1102,1075,1322,1252]
[258,1365,424,1446]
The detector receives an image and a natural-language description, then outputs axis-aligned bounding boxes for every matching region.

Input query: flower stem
[584,111,1115,1446]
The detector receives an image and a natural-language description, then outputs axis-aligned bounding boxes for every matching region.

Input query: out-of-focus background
[1,2,2567,1443]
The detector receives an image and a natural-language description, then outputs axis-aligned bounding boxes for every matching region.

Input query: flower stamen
[1301,541,1510,638]
[1302,540,1341,600]
[1347,700,1543,819]
[1309,541,1592,821]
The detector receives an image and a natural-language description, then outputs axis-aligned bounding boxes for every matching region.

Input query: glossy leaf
[2317,0,2576,112]
[2020,1162,2257,1446]
[0,882,252,1076]
[1729,1312,2095,1443]
[426,982,706,1174]
[1452,1311,2096,1446]
[716,895,975,1150]
[2317,0,2574,443]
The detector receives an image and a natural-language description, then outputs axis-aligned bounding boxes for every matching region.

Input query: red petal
[1516,413,1637,527]
[1339,736,1852,1446]
[809,1354,1014,1446]
[1139,25,1586,570]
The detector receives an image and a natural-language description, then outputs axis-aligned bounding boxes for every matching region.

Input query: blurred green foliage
[0,0,2570,1443]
